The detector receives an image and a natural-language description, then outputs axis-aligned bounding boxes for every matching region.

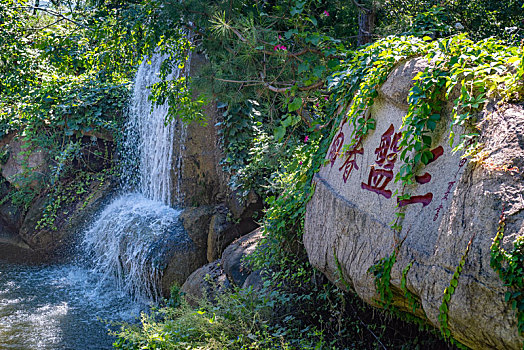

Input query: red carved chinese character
[375,124,401,170]
[398,146,444,208]
[361,124,400,198]
[339,145,364,182]
[398,193,433,207]
[427,146,444,165]
[361,165,393,199]
[415,173,432,184]
[328,132,345,167]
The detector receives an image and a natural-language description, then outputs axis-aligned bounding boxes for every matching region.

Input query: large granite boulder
[304,59,523,349]
[221,228,263,288]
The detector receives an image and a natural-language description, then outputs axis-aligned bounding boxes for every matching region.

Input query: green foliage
[328,35,429,150]
[401,6,453,38]
[328,33,523,191]
[398,35,523,186]
[379,1,524,43]
[400,261,422,314]
[438,234,475,347]
[490,210,524,339]
[112,285,336,350]
[368,251,397,310]
[36,167,113,231]
[0,0,200,216]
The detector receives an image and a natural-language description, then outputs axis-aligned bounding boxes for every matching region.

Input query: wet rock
[158,228,208,298]
[180,228,265,303]
[179,205,215,249]
[221,228,263,287]
[174,53,228,207]
[206,209,233,262]
[303,58,523,350]
[19,178,116,260]
[0,180,22,231]
[241,269,264,291]
[180,260,231,305]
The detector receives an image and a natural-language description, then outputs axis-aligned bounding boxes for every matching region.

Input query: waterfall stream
[83,53,187,303]
[0,54,186,349]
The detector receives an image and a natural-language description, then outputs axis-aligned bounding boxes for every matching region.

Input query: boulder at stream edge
[303,58,524,349]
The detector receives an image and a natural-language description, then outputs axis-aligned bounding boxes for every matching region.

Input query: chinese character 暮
[328,132,345,167]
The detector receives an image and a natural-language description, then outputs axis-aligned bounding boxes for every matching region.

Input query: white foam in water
[83,193,182,303]
[0,262,137,350]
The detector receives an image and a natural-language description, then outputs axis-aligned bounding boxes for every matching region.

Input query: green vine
[490,209,524,339]
[400,261,422,314]
[368,250,397,310]
[36,170,111,231]
[334,249,352,291]
[438,232,475,347]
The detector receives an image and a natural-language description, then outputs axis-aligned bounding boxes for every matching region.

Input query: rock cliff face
[153,53,262,295]
[0,134,117,262]
[174,53,228,207]
[304,59,524,349]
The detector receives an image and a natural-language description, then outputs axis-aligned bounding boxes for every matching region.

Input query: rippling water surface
[0,261,142,350]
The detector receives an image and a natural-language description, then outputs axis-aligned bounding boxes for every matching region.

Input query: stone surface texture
[221,228,263,287]
[0,136,48,190]
[180,260,231,305]
[181,228,264,303]
[179,205,216,249]
[174,53,228,207]
[19,179,116,260]
[304,58,524,349]
[158,228,209,298]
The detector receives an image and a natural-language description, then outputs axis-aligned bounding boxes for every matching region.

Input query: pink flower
[304,136,309,143]
[324,96,328,100]
[315,103,319,107]
[323,10,329,17]
[299,161,303,165]
[274,45,279,51]
[273,45,287,51]
[278,35,282,40]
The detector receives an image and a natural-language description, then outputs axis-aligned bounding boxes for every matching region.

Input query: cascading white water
[83,53,187,302]
[121,53,187,206]
[82,194,182,302]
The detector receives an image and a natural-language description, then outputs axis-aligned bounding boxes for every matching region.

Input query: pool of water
[0,261,142,350]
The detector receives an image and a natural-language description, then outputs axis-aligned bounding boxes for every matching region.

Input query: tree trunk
[357,6,376,46]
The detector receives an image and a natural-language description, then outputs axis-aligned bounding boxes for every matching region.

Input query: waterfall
[121,53,187,206]
[83,54,187,303]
